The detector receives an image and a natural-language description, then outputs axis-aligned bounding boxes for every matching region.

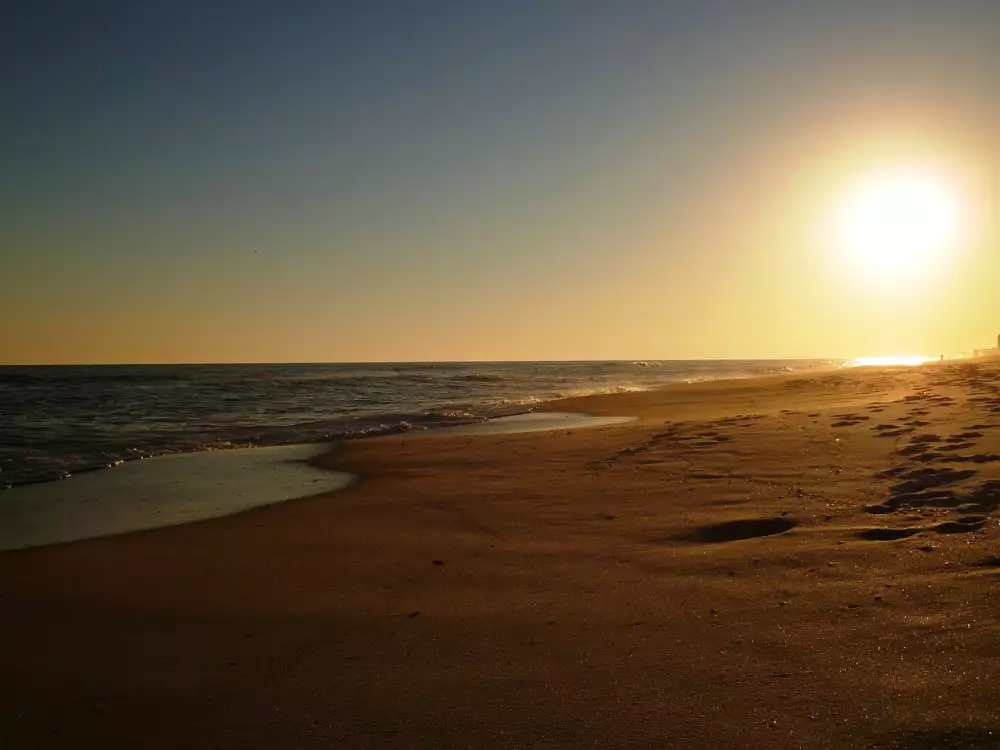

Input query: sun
[832,169,962,276]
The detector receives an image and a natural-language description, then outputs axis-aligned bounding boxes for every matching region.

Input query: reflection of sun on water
[831,168,963,278]
[851,355,932,367]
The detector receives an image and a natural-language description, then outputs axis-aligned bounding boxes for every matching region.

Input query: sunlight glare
[832,169,962,277]
[851,355,932,367]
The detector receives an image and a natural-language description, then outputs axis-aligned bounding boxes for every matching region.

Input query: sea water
[1,360,841,488]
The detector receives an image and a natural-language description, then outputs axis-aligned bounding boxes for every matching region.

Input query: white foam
[0,444,351,552]
[420,411,633,437]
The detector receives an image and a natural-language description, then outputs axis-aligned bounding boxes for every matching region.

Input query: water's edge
[0,444,352,552]
[0,412,638,551]
[1,360,842,489]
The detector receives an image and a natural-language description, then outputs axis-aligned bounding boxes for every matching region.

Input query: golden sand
[3,362,1000,748]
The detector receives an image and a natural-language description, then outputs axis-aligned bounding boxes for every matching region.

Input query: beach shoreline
[4,361,1000,748]
[0,443,353,552]
[0,359,842,489]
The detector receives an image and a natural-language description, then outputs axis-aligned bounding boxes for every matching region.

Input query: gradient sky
[4,0,999,364]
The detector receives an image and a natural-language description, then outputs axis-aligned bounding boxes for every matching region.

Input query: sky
[3,0,999,364]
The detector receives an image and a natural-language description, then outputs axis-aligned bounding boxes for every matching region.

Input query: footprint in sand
[831,413,870,427]
[903,451,945,463]
[873,423,913,437]
[959,481,1000,513]
[865,488,958,515]
[926,395,956,404]
[937,442,977,453]
[857,516,986,541]
[944,453,1000,464]
[932,516,987,534]
[890,467,977,495]
[865,478,1000,524]
[681,516,797,544]
[910,433,943,443]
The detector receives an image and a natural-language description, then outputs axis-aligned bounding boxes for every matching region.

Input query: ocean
[0,359,842,489]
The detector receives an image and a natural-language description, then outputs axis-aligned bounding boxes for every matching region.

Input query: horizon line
[1,356,861,367]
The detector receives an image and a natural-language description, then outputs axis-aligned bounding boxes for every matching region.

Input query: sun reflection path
[851,355,932,367]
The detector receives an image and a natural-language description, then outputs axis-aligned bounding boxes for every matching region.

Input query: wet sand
[3,362,1000,748]
[0,443,351,551]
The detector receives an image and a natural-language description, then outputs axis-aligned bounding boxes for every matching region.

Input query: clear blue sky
[4,0,999,363]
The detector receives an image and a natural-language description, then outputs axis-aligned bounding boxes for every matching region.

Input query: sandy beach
[3,361,1000,748]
